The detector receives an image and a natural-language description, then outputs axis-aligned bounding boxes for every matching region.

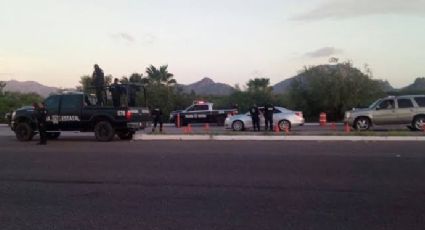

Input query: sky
[0,0,424,88]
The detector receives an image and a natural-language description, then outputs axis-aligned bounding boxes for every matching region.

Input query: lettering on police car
[184,114,207,119]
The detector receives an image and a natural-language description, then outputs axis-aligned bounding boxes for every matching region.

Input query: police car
[169,100,237,127]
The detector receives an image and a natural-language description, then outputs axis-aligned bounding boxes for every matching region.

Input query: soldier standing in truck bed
[92,64,105,105]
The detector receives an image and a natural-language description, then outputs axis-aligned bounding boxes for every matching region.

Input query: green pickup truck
[10,92,150,141]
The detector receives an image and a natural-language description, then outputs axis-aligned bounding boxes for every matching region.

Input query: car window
[188,104,208,111]
[414,97,425,107]
[397,99,414,109]
[60,95,82,113]
[273,108,281,113]
[44,95,60,114]
[377,99,395,110]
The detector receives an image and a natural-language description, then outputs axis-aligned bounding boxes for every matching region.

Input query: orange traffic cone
[274,124,280,133]
[183,126,188,134]
[204,123,210,132]
[344,123,351,133]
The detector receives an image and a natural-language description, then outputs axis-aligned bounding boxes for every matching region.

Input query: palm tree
[158,65,176,86]
[146,65,176,86]
[145,65,161,85]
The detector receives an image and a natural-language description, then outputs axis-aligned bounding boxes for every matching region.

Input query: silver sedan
[224,107,305,131]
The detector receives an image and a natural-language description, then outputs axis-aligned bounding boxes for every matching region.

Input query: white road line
[134,134,425,142]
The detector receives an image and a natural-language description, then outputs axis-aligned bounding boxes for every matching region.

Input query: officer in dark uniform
[151,107,163,133]
[92,64,105,105]
[109,78,123,107]
[264,103,275,131]
[249,104,260,131]
[33,102,48,145]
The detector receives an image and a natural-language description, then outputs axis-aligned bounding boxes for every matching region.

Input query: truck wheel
[47,132,61,140]
[412,116,425,131]
[354,117,371,131]
[15,122,34,141]
[117,131,134,140]
[94,121,115,142]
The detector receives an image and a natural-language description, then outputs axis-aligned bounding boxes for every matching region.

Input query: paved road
[1,132,425,230]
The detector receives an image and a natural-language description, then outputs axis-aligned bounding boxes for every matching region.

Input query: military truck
[10,92,150,142]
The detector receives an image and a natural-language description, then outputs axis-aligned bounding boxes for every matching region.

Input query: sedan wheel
[355,117,370,131]
[232,120,244,131]
[278,120,291,131]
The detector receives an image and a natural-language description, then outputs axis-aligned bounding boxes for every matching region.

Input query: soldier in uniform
[33,102,48,145]
[264,103,275,131]
[92,64,105,105]
[109,78,124,107]
[249,104,260,131]
[151,107,163,133]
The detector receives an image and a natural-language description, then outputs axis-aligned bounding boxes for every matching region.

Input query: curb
[134,134,425,142]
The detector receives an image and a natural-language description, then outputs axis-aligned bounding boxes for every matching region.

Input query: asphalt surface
[1,127,425,230]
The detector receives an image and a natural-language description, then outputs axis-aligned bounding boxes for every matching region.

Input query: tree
[288,63,385,121]
[0,81,6,96]
[247,78,272,92]
[146,65,176,86]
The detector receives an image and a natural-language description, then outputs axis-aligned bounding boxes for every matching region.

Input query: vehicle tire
[412,116,425,131]
[354,117,371,131]
[278,120,291,131]
[94,121,115,142]
[15,122,34,141]
[47,132,61,140]
[232,120,244,131]
[117,131,134,140]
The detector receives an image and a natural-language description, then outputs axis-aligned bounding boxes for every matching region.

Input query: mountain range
[3,75,425,97]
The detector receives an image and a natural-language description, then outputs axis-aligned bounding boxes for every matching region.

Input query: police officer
[249,104,260,131]
[92,64,105,105]
[109,78,123,107]
[151,107,163,133]
[33,102,48,145]
[264,103,275,131]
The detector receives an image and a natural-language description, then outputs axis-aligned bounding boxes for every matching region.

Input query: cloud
[304,47,343,58]
[110,32,135,43]
[292,0,425,21]
[141,33,158,45]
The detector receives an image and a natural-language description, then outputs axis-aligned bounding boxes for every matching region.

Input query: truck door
[186,104,209,123]
[43,95,61,131]
[59,94,82,130]
[373,99,398,125]
[396,98,415,124]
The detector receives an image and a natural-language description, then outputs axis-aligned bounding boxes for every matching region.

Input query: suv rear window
[414,97,425,107]
[397,99,414,109]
